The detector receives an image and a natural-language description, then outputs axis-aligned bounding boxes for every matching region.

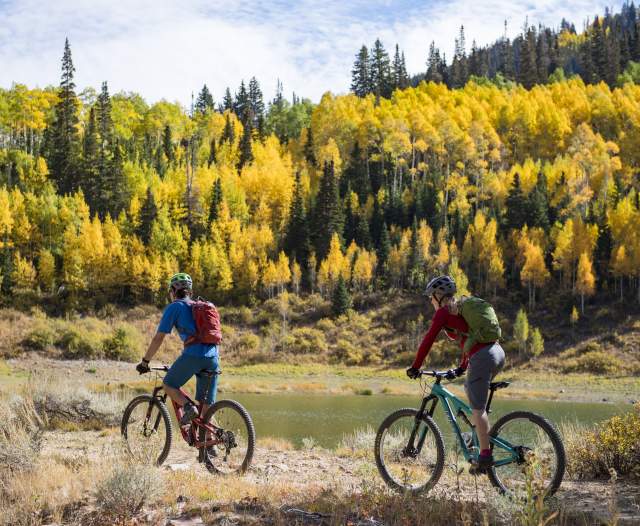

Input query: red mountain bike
[121,365,255,474]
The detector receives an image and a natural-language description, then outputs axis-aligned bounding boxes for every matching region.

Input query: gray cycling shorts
[464,342,506,411]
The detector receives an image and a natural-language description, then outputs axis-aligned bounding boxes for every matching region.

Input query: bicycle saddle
[490,381,510,390]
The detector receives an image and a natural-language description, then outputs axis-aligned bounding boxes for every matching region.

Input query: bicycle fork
[405,396,438,457]
[144,387,167,436]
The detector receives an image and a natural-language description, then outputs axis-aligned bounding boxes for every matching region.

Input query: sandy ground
[41,428,640,525]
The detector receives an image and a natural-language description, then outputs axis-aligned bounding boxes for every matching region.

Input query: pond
[225,392,630,448]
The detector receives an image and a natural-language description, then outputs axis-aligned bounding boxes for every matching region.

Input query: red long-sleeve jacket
[411,306,486,370]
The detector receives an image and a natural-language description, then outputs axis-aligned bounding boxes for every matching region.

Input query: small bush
[0,396,43,474]
[333,338,364,365]
[236,332,261,352]
[563,350,624,374]
[58,326,103,359]
[103,323,143,362]
[22,320,57,351]
[567,404,640,479]
[95,462,162,522]
[286,327,328,355]
[316,317,336,333]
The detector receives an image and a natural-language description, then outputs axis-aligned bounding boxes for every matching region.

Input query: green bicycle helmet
[168,272,193,293]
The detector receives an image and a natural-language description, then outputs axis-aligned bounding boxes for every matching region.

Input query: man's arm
[142,332,167,363]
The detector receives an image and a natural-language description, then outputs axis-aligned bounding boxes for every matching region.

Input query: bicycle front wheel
[121,395,172,465]
[199,399,255,475]
[488,411,565,497]
[374,408,445,493]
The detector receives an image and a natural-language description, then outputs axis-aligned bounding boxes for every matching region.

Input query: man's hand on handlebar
[136,358,150,375]
[406,367,421,379]
[445,367,466,380]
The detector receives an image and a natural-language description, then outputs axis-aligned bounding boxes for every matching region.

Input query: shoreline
[1,355,639,405]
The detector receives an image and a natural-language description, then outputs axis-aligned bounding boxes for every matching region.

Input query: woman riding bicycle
[406,275,505,473]
[136,273,220,425]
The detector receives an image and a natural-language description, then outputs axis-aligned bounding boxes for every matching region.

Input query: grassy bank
[1,382,638,526]
[3,356,639,404]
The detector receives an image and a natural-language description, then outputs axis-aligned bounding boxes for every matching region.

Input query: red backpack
[184,298,222,347]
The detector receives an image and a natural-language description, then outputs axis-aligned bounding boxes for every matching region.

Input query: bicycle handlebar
[418,368,465,379]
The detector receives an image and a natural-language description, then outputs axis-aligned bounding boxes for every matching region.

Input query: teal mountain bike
[374,369,566,496]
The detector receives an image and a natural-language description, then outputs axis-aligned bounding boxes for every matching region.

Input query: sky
[0,0,617,107]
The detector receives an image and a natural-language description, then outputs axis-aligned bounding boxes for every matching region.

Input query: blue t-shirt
[157,300,219,358]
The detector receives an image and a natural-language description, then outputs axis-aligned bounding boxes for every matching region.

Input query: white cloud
[0,0,617,105]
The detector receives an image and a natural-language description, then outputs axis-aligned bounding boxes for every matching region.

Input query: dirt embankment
[41,429,640,526]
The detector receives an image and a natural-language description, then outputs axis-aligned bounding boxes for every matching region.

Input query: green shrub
[95,462,162,522]
[333,338,364,365]
[567,404,640,479]
[316,317,336,333]
[58,326,104,359]
[236,332,260,352]
[285,327,328,355]
[103,323,143,362]
[563,350,624,374]
[23,321,57,351]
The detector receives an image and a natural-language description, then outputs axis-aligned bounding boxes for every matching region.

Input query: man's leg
[163,355,198,424]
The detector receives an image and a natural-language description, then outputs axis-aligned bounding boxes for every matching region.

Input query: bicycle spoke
[490,415,562,496]
[376,410,444,493]
[200,400,254,475]
[122,397,171,465]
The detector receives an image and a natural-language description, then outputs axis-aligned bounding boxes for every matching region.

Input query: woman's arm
[411,309,447,369]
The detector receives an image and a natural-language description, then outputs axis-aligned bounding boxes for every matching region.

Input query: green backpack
[458,296,502,354]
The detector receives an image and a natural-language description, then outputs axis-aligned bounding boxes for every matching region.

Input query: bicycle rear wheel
[121,395,172,465]
[488,411,565,497]
[199,399,255,475]
[374,408,445,493]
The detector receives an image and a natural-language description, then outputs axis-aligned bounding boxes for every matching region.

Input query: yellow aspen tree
[318,233,345,296]
[37,248,56,293]
[291,260,302,296]
[520,241,550,309]
[352,249,377,291]
[576,251,595,314]
[262,260,278,298]
[447,256,470,296]
[11,252,36,291]
[275,251,291,294]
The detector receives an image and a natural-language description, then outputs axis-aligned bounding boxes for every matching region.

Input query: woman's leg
[465,343,505,461]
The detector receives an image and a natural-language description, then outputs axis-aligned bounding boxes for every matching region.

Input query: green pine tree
[351,45,371,96]
[369,39,393,99]
[220,114,235,145]
[354,212,372,249]
[163,125,174,163]
[237,121,253,169]
[284,172,311,264]
[505,173,528,230]
[81,107,99,209]
[519,27,539,88]
[207,138,217,167]
[208,178,223,224]
[221,87,234,112]
[332,275,352,317]
[313,161,344,259]
[377,222,391,275]
[304,126,317,167]
[195,84,215,114]
[48,38,80,194]
[137,186,158,244]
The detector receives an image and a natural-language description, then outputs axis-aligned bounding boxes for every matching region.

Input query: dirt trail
[42,430,640,525]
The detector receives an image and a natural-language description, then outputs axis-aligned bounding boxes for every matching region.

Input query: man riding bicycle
[406,275,505,473]
[136,273,220,425]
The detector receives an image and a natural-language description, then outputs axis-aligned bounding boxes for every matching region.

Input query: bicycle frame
[148,379,222,450]
[412,379,521,467]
